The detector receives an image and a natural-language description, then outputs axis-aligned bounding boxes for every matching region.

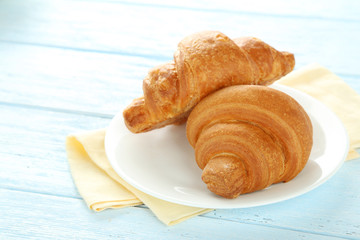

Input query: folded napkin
[66,64,360,226]
[66,130,212,226]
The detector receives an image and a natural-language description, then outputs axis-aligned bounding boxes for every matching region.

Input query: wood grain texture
[0,42,155,114]
[0,0,359,239]
[0,103,110,197]
[0,188,351,240]
[0,0,359,76]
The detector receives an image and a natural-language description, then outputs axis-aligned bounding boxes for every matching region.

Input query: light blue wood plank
[338,74,360,94]
[0,103,110,198]
[0,188,346,240]
[0,0,359,75]
[0,41,157,115]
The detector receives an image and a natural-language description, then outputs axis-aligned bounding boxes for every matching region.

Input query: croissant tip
[201,156,247,198]
[283,51,295,70]
[123,98,149,133]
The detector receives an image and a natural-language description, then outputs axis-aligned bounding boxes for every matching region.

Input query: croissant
[123,30,295,133]
[186,85,313,199]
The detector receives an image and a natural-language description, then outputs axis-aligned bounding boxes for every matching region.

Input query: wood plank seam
[0,39,171,62]
[0,101,115,119]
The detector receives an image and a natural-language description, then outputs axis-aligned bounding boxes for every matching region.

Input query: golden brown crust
[123,31,295,133]
[186,85,313,199]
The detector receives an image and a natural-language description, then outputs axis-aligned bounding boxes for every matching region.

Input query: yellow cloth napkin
[66,63,360,226]
[66,129,212,226]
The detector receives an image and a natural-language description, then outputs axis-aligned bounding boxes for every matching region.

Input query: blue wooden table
[1,0,359,239]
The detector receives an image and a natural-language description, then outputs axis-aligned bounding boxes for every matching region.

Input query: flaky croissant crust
[186,85,313,199]
[123,31,295,133]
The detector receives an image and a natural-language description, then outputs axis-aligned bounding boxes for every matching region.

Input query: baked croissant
[186,85,313,199]
[123,30,295,133]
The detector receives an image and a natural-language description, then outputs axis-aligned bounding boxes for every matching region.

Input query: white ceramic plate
[105,84,349,209]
